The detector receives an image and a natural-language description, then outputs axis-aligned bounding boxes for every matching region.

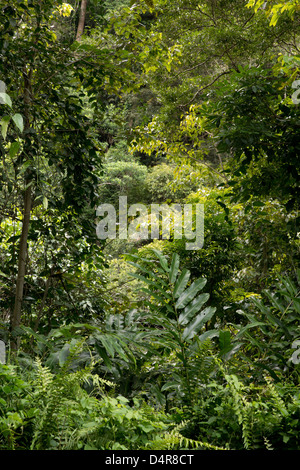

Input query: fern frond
[33,357,54,394]
[146,421,227,451]
[264,375,289,417]
[263,436,274,450]
[224,373,253,449]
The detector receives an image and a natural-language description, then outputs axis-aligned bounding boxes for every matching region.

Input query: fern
[33,357,54,394]
[145,421,227,450]
[263,375,289,418]
[223,373,253,449]
[29,348,107,450]
[263,436,274,450]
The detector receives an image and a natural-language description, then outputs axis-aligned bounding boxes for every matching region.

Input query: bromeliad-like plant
[126,248,217,405]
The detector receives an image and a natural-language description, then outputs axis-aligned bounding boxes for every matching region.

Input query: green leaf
[219,330,232,357]
[0,92,12,108]
[43,196,48,210]
[182,306,216,341]
[151,248,169,272]
[58,343,70,366]
[9,141,21,158]
[175,277,207,309]
[0,115,10,140]
[12,113,24,133]
[173,268,191,299]
[198,329,219,342]
[235,320,267,338]
[96,334,116,358]
[161,380,181,392]
[94,344,112,368]
[169,252,180,284]
[178,293,210,325]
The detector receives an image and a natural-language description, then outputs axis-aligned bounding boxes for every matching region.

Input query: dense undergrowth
[1,251,299,450]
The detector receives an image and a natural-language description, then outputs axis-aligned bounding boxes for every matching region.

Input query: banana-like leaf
[182,306,216,341]
[263,290,285,313]
[169,252,180,284]
[178,293,210,325]
[127,261,157,278]
[130,272,172,299]
[151,248,169,272]
[175,277,207,309]
[173,268,191,299]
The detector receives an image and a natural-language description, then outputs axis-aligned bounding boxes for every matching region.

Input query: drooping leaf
[9,141,21,158]
[0,92,12,108]
[151,248,169,272]
[12,113,24,133]
[0,115,10,140]
[43,196,48,210]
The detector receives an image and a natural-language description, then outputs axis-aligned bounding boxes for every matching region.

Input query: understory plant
[232,271,300,383]
[183,362,300,450]
[125,249,218,407]
[0,348,169,450]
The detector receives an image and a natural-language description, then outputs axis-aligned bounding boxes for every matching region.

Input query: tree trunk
[10,183,32,347]
[10,69,32,350]
[76,0,88,41]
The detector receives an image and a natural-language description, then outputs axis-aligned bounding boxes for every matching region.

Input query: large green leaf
[182,306,216,341]
[0,92,12,108]
[178,293,210,325]
[151,248,169,272]
[235,320,267,339]
[12,113,24,133]
[169,252,180,284]
[9,141,21,158]
[173,268,191,299]
[175,277,207,309]
[0,115,10,140]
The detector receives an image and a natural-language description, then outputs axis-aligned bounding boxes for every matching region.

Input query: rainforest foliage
[0,0,299,451]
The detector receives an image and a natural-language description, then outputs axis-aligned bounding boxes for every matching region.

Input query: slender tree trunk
[11,184,32,340]
[76,0,87,41]
[10,70,33,350]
